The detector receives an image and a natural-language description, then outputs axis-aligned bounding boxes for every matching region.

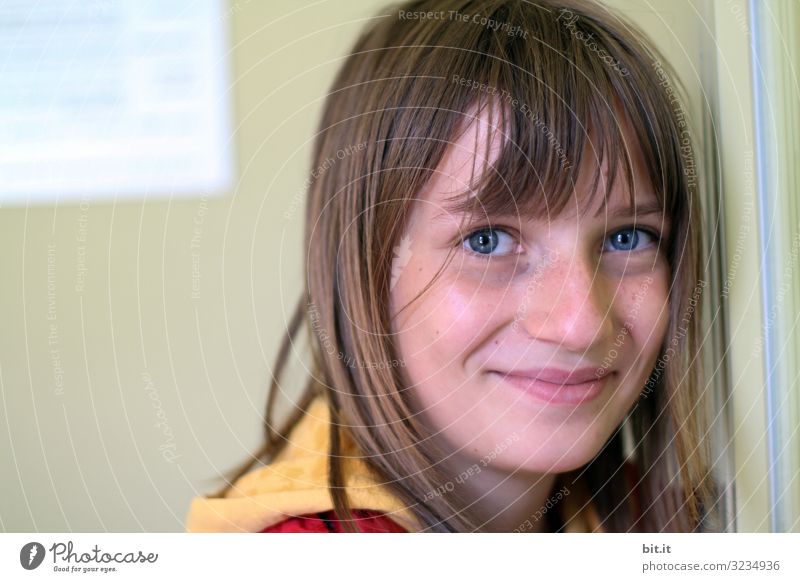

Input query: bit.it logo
[20,542,46,570]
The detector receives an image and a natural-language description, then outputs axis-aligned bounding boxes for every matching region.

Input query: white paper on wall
[0,0,235,204]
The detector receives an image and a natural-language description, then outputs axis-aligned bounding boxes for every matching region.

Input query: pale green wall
[0,0,765,532]
[0,0,386,532]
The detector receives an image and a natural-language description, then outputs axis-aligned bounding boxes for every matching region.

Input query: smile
[490,368,613,405]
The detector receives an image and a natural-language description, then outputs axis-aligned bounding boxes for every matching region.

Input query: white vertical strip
[748,0,800,533]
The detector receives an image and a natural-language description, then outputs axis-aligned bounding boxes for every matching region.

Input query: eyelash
[460,225,663,257]
[602,226,663,253]
[460,227,521,258]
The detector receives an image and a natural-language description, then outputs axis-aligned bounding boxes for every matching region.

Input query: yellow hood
[185,395,601,533]
[185,395,422,532]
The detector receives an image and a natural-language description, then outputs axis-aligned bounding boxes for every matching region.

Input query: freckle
[418,267,422,272]
[435,330,439,335]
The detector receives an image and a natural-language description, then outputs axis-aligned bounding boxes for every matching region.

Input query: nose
[515,251,615,353]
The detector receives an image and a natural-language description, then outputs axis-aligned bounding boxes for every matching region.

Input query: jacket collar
[185,394,602,533]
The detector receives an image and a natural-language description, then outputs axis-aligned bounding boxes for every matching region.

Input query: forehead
[418,101,659,221]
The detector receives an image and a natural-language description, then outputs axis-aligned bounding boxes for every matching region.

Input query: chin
[526,449,599,473]
[509,427,614,474]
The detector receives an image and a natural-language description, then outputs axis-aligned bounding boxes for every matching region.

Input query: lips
[491,367,612,405]
[496,367,606,385]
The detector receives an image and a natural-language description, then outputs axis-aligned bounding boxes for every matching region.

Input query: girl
[186,0,721,533]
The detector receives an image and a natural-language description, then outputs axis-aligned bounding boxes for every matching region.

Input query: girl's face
[389,108,671,474]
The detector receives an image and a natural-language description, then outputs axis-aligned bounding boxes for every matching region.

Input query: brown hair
[213,0,720,532]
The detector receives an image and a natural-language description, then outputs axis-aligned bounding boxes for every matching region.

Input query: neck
[441,452,559,533]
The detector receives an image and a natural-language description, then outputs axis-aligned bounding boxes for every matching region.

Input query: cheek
[389,255,514,409]
[392,256,506,352]
[392,283,471,368]
[617,273,671,382]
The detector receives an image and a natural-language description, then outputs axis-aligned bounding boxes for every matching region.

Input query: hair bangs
[434,0,678,233]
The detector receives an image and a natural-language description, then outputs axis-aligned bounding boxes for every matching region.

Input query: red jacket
[259,509,407,533]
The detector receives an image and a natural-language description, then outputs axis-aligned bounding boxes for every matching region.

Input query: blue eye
[463,228,516,256]
[604,228,656,252]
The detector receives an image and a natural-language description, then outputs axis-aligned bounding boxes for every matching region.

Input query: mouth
[490,367,613,405]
